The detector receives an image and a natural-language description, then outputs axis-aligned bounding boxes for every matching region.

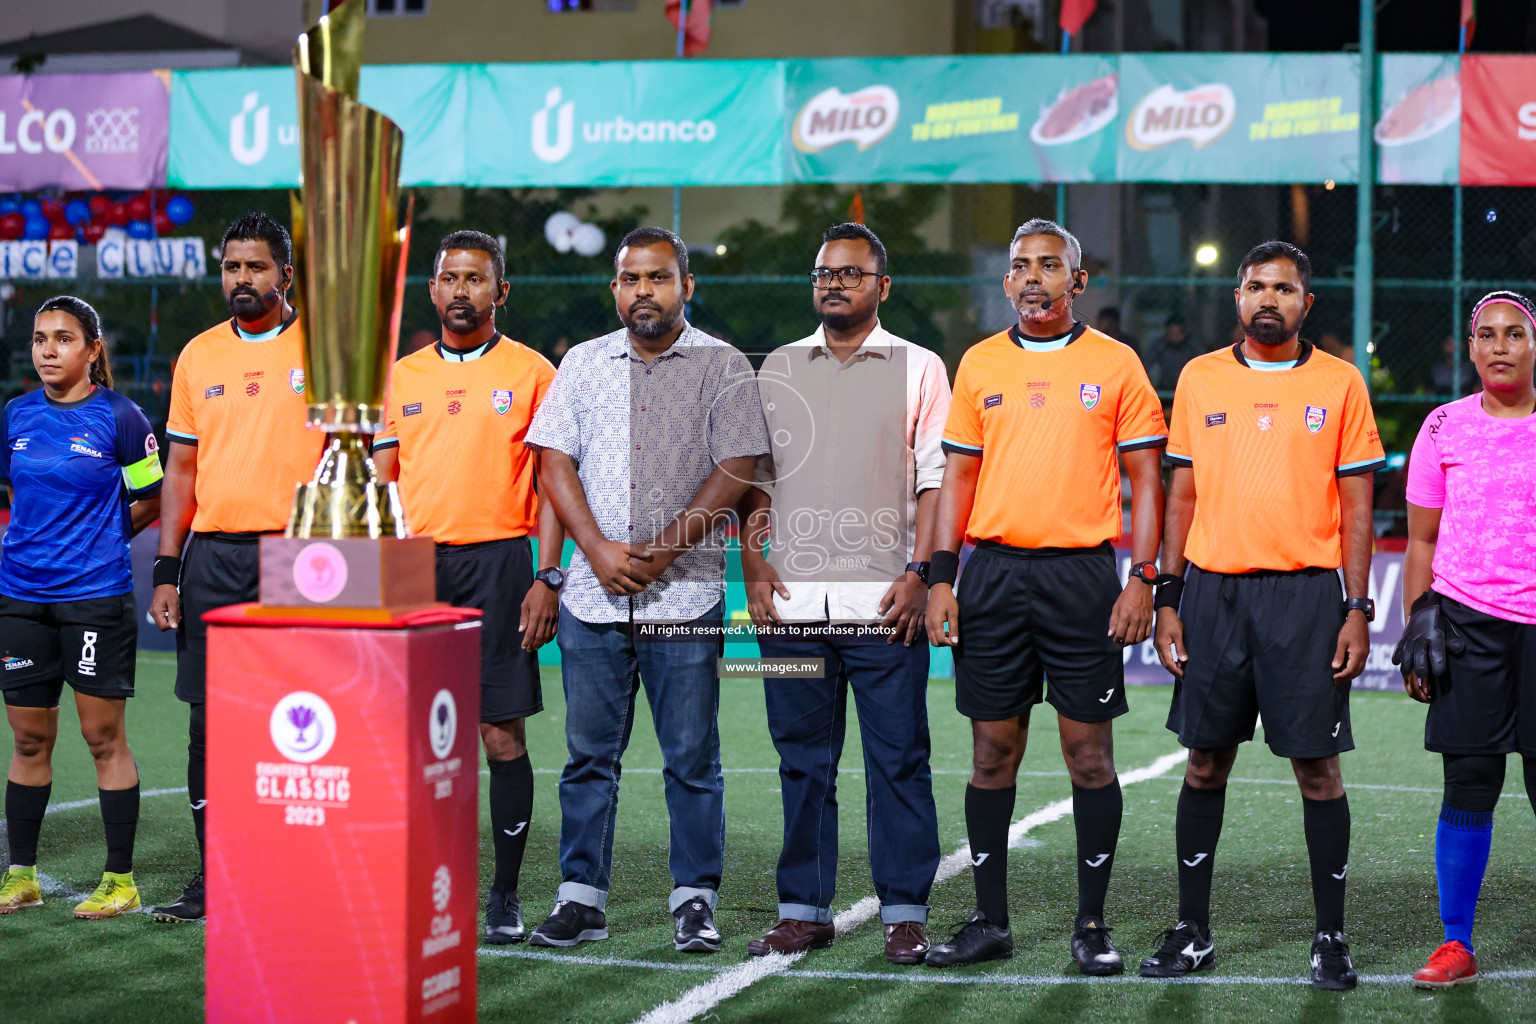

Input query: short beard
[440,304,489,336]
[817,304,868,332]
[226,289,276,320]
[621,301,683,340]
[1017,298,1063,324]
[1243,314,1296,346]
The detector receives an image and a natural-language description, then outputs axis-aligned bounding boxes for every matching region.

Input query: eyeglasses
[809,266,876,289]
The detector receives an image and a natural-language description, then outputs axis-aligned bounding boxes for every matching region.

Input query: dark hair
[615,226,688,279]
[1237,240,1311,293]
[1469,290,1536,335]
[821,222,887,276]
[435,229,505,283]
[35,295,112,389]
[220,211,292,270]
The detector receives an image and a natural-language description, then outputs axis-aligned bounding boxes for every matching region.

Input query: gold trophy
[257,0,435,613]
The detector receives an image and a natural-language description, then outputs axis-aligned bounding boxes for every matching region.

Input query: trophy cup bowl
[257,0,435,613]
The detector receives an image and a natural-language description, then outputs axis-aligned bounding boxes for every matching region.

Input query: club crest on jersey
[1305,405,1327,433]
[1079,383,1101,410]
[289,369,306,395]
[492,389,513,416]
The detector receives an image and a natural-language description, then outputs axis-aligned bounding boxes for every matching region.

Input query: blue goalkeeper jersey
[0,388,164,602]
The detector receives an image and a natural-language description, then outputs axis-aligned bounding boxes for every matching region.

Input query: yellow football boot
[0,865,43,913]
[74,871,140,919]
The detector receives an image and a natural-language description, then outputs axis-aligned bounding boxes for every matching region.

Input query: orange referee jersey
[943,324,1167,549]
[166,317,323,533]
[1165,342,1385,573]
[374,335,555,545]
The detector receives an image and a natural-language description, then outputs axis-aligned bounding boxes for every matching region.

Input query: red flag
[666,0,713,58]
[1461,0,1476,47]
[847,191,865,225]
[1059,0,1097,36]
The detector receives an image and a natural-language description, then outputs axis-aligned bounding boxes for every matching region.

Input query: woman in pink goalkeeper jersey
[1398,290,1536,992]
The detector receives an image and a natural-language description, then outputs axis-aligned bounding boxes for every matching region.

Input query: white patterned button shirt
[526,324,770,623]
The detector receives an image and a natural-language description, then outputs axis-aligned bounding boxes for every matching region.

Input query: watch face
[539,568,564,588]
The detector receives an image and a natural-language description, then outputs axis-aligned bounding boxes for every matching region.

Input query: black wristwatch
[534,567,565,590]
[904,561,930,584]
[1129,560,1159,585]
[1344,597,1374,622]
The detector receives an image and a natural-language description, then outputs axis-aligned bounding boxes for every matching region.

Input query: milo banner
[1117,53,1362,183]
[169,65,470,188]
[1376,54,1460,185]
[784,55,1118,184]
[1459,55,1536,186]
[0,73,169,191]
[466,60,782,187]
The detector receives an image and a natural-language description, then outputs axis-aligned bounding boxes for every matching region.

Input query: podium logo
[432,864,452,913]
[429,689,458,761]
[293,541,348,603]
[270,691,337,764]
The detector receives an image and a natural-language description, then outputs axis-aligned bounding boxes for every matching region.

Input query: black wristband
[1152,574,1184,611]
[929,550,960,587]
[152,556,182,589]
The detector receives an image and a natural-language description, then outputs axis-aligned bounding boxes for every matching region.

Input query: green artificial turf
[3,656,1533,1023]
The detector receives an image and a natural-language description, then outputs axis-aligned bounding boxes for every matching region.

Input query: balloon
[49,221,75,241]
[165,195,194,225]
[126,194,152,221]
[20,199,41,218]
[544,211,580,252]
[0,198,16,216]
[88,194,110,218]
[79,222,107,245]
[23,216,50,240]
[105,202,130,227]
[65,199,91,225]
[41,199,65,224]
[571,222,606,258]
[0,212,24,240]
[153,210,175,236]
[127,219,155,239]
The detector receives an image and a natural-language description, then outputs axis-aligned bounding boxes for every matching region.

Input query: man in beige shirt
[738,222,950,965]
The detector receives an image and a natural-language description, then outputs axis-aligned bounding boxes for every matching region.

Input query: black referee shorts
[1167,564,1351,759]
[435,536,543,723]
[1425,595,1536,758]
[175,532,263,704]
[953,541,1128,723]
[0,593,138,707]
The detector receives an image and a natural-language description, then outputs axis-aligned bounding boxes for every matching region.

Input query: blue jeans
[759,637,940,925]
[555,603,725,914]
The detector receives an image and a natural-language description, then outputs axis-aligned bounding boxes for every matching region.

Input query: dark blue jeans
[759,636,940,924]
[555,603,725,914]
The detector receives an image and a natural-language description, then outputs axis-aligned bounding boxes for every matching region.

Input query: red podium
[204,605,481,1024]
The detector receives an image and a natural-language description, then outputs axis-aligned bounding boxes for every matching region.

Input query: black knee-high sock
[1073,777,1122,921]
[488,754,533,894]
[5,781,50,866]
[1525,756,1536,819]
[100,785,139,874]
[1303,793,1350,934]
[188,703,206,865]
[1176,782,1226,930]
[965,784,1015,928]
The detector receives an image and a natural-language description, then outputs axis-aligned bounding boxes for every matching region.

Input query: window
[368,0,428,16]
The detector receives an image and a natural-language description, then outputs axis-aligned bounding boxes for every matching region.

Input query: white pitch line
[45,787,189,815]
[482,949,1536,987]
[629,749,1189,1024]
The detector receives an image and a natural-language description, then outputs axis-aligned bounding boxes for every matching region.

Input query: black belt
[197,531,274,544]
[435,535,528,554]
[975,539,1112,559]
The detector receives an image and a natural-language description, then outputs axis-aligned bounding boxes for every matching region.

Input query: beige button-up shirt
[752,322,951,622]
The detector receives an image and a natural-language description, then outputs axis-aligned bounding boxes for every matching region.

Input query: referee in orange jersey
[373,231,565,945]
[147,212,323,923]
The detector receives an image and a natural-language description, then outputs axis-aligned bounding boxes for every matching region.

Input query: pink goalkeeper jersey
[1405,394,1536,624]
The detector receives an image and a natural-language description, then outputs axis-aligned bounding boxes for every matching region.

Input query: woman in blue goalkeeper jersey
[0,296,163,920]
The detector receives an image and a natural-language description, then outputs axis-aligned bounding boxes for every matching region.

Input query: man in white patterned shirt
[739,223,951,966]
[525,227,769,953]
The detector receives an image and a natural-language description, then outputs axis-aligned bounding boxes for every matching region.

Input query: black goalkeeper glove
[1391,590,1466,685]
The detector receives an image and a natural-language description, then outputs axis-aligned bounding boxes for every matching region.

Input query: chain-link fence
[2,180,1531,524]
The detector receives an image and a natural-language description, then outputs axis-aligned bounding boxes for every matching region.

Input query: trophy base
[286,432,406,540]
[259,536,437,610]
